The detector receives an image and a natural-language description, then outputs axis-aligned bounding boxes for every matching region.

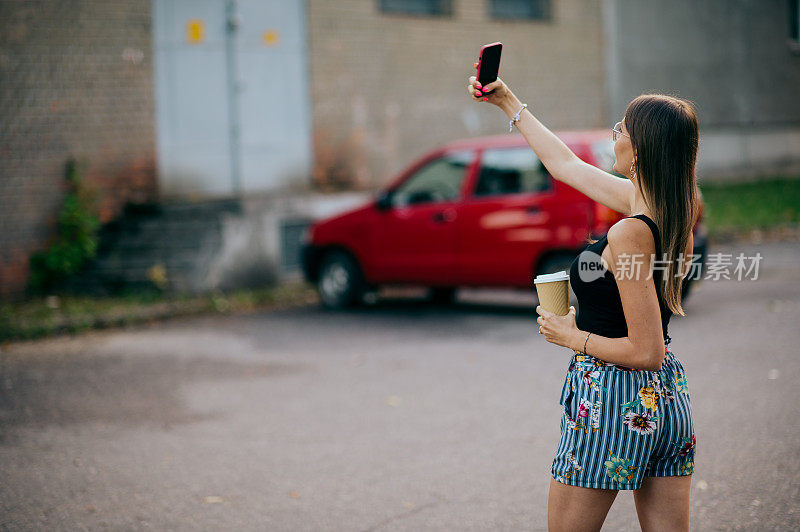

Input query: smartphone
[477,42,502,93]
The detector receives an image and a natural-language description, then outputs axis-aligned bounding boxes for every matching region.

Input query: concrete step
[69,200,242,295]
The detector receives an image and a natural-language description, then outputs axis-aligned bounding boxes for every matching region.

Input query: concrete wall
[0,0,158,297]
[307,0,608,191]
[207,192,370,291]
[604,0,800,178]
[696,126,800,180]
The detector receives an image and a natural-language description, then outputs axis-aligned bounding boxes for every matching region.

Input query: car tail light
[301,224,315,244]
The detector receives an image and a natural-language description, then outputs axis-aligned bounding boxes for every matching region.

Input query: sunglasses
[612,121,630,141]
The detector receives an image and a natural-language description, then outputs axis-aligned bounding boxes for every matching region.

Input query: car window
[392,150,474,207]
[474,148,550,197]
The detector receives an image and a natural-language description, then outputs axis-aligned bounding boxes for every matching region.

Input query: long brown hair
[594,94,700,317]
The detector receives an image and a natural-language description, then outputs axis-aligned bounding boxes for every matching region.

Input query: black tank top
[569,213,672,341]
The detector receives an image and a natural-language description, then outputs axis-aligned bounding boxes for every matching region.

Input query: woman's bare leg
[632,475,692,532]
[547,477,619,531]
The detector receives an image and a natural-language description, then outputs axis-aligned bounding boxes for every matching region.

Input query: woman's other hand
[536,305,579,349]
[468,62,510,106]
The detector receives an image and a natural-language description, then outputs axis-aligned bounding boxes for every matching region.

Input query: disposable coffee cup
[534,270,570,316]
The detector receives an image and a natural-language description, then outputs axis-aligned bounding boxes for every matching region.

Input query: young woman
[467,65,699,531]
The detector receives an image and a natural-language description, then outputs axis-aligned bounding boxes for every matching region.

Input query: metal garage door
[153,0,312,198]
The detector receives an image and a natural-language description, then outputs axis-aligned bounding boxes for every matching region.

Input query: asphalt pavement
[1,239,799,531]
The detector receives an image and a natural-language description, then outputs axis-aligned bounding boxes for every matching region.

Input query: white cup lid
[534,270,569,284]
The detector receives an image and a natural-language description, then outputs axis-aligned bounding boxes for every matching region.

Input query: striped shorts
[551,339,695,490]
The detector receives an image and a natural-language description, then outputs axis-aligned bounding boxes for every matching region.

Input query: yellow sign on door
[186,19,205,44]
[263,30,280,47]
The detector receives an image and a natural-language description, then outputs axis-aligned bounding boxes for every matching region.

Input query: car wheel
[535,253,579,308]
[427,287,458,306]
[317,250,366,309]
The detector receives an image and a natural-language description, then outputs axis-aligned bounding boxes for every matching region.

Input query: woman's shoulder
[606,217,656,256]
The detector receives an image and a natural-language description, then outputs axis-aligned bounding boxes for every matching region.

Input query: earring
[630,160,637,179]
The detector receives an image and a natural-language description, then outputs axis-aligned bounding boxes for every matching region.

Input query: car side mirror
[375,191,393,211]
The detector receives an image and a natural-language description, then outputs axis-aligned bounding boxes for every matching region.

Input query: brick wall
[0,0,607,298]
[306,0,607,190]
[0,0,157,298]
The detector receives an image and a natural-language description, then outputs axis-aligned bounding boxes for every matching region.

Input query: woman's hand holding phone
[468,62,510,107]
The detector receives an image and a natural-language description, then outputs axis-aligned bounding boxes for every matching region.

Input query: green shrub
[28,158,100,294]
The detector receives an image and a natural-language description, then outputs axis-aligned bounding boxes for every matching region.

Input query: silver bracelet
[509,103,528,132]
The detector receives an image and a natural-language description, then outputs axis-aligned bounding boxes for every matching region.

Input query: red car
[301,131,707,309]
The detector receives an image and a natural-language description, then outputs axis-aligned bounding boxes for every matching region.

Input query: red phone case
[477,42,502,92]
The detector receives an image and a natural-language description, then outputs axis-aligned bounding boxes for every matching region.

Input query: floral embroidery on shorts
[582,369,607,393]
[604,450,639,484]
[620,373,676,414]
[565,398,602,432]
[622,410,659,435]
[670,434,696,475]
[652,373,676,402]
[660,385,675,402]
[674,434,696,457]
[674,370,689,394]
[621,385,660,414]
[555,451,585,482]
[638,386,659,410]
[578,398,602,430]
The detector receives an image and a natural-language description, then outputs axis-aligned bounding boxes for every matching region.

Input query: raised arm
[468,69,635,215]
[498,94,635,215]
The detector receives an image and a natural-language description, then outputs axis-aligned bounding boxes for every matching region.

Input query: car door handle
[432,210,456,223]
